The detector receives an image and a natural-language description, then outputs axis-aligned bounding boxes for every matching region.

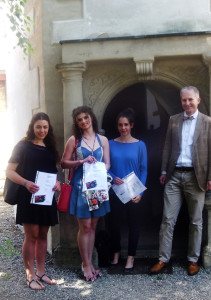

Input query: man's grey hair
[180,86,200,98]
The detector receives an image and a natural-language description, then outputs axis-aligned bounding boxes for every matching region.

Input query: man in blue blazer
[150,86,211,275]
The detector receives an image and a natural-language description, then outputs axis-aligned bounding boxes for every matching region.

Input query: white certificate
[31,171,57,206]
[82,162,108,191]
[112,171,147,204]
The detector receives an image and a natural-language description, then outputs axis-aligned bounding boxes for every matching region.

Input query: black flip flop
[27,278,45,290]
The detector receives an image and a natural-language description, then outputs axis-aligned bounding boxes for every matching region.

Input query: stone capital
[134,59,154,80]
[56,62,86,81]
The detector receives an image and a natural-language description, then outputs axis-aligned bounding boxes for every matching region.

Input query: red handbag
[57,138,77,212]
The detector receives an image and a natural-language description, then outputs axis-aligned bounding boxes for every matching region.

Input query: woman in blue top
[61,106,110,282]
[108,108,147,272]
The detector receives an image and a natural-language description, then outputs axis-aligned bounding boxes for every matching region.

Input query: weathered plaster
[52,0,211,43]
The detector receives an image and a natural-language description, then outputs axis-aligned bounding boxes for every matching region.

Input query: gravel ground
[1,197,211,300]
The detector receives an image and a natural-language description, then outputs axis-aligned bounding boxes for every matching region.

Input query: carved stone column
[57,62,86,142]
[54,62,87,266]
[203,191,211,268]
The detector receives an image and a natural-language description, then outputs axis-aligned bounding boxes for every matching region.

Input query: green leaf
[157,274,163,280]
[16,32,21,38]
[4,0,34,56]
[11,25,16,31]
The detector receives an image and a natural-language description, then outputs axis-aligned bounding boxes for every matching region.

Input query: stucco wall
[42,0,83,154]
[6,0,44,145]
[6,0,83,150]
[52,0,211,43]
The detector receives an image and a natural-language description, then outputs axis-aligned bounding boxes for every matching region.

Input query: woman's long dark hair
[23,112,59,162]
[116,107,135,125]
[72,106,99,140]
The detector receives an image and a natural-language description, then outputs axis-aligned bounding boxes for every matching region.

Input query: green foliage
[0,0,34,56]
[0,238,19,258]
[2,272,10,280]
[1,273,10,293]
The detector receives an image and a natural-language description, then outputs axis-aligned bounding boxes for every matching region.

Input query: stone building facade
[5,0,211,267]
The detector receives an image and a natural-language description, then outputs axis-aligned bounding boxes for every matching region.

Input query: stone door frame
[56,34,211,267]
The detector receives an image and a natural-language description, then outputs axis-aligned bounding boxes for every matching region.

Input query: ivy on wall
[0,0,34,56]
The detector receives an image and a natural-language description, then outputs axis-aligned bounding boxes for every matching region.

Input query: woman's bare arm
[99,135,110,171]
[61,136,96,169]
[6,163,39,194]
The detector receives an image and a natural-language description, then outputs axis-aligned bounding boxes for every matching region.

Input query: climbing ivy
[0,0,34,56]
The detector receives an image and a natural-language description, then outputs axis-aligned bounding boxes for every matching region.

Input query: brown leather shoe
[188,262,199,276]
[150,261,167,274]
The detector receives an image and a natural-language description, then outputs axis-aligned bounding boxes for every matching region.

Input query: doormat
[107,258,173,275]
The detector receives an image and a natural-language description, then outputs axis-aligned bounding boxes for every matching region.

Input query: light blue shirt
[176,109,199,167]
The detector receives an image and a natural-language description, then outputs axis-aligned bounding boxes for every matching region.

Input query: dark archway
[102,82,190,256]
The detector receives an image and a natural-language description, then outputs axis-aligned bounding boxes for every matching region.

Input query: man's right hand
[160,174,166,185]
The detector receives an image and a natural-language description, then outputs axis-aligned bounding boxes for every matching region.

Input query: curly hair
[72,106,99,139]
[23,112,59,162]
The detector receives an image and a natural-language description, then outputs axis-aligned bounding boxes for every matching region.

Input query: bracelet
[24,180,28,187]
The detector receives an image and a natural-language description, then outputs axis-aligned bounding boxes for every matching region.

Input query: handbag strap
[68,137,78,182]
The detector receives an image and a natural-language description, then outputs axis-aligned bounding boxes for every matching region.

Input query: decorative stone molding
[134,59,154,80]
[56,62,86,82]
[158,64,208,92]
[84,62,136,109]
[202,55,211,71]
[153,72,187,88]
[86,72,131,108]
[155,58,209,114]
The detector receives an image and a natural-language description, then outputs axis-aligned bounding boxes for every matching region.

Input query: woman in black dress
[6,112,61,290]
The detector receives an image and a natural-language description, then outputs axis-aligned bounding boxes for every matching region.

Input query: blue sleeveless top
[69,134,110,218]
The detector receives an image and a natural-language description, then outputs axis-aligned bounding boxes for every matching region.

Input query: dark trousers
[108,193,142,256]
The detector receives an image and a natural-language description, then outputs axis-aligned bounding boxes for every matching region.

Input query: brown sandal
[36,273,56,285]
[27,278,45,290]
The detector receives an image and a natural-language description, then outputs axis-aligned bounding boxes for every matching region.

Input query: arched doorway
[102,81,190,256]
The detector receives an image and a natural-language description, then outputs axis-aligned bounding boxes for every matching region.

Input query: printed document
[112,171,147,204]
[82,162,108,191]
[31,171,57,206]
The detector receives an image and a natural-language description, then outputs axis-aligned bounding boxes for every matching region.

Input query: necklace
[82,134,96,155]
